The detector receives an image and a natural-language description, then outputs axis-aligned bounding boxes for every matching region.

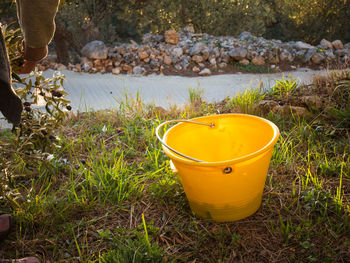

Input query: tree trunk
[181,0,186,26]
[53,31,69,64]
[53,18,83,65]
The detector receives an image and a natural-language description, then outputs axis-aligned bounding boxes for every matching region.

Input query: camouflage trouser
[0,25,22,126]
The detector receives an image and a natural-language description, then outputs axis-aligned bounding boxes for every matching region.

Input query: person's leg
[0,25,23,126]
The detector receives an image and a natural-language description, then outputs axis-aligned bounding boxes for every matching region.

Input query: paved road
[1,68,326,129]
[47,68,326,111]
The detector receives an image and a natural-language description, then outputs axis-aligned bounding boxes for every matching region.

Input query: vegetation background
[1,0,350,56]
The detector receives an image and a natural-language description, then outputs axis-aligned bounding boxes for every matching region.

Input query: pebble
[192,66,200,73]
[112,67,121,75]
[331,40,343,50]
[199,68,211,76]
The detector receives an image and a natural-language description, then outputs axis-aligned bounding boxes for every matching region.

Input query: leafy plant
[3,24,70,151]
[301,189,333,216]
[0,24,70,207]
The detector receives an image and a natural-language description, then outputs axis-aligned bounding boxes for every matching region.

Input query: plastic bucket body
[161,114,280,222]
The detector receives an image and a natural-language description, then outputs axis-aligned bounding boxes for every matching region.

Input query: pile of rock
[41,26,350,76]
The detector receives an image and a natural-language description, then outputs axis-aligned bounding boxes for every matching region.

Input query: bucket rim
[162,113,280,167]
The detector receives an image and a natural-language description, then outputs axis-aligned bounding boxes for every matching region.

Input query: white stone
[332,40,343,50]
[82,62,91,71]
[183,25,195,34]
[175,64,182,70]
[192,55,203,63]
[133,66,144,75]
[189,42,209,56]
[209,58,217,65]
[295,41,314,50]
[239,59,249,65]
[80,57,89,63]
[112,67,121,75]
[229,47,248,60]
[163,55,172,65]
[320,39,333,49]
[311,53,325,64]
[218,62,227,68]
[192,66,200,73]
[252,56,265,66]
[142,33,153,43]
[56,63,67,71]
[165,30,178,45]
[172,47,183,57]
[81,40,108,59]
[199,68,211,76]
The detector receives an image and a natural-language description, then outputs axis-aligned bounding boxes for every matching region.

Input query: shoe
[0,257,40,263]
[0,79,23,126]
[0,214,12,240]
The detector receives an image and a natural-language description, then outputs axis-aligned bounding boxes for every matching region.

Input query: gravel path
[1,68,327,128]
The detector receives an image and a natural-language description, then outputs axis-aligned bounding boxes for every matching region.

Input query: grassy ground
[0,70,349,262]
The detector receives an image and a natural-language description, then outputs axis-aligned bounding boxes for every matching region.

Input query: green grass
[0,70,349,262]
[232,61,273,73]
[98,221,165,263]
[227,85,265,114]
[270,75,298,98]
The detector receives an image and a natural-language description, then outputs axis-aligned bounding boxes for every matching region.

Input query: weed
[148,170,185,205]
[70,152,146,205]
[270,75,298,98]
[334,162,345,215]
[271,132,297,167]
[279,215,293,245]
[98,221,165,263]
[301,189,333,216]
[188,86,204,106]
[226,85,265,114]
[232,61,271,73]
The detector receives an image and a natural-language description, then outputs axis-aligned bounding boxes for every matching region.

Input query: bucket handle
[156,120,215,163]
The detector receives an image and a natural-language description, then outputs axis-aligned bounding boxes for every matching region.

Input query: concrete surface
[1,68,327,129]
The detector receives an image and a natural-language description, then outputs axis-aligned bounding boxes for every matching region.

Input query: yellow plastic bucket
[156,114,280,222]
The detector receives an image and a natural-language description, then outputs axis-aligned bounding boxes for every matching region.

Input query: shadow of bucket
[156,114,280,222]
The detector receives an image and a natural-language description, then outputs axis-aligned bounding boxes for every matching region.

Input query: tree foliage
[0,0,16,23]
[133,0,275,36]
[56,0,349,45]
[1,0,349,52]
[265,0,350,44]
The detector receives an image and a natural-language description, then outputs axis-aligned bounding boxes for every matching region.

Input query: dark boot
[0,214,12,240]
[0,26,23,126]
